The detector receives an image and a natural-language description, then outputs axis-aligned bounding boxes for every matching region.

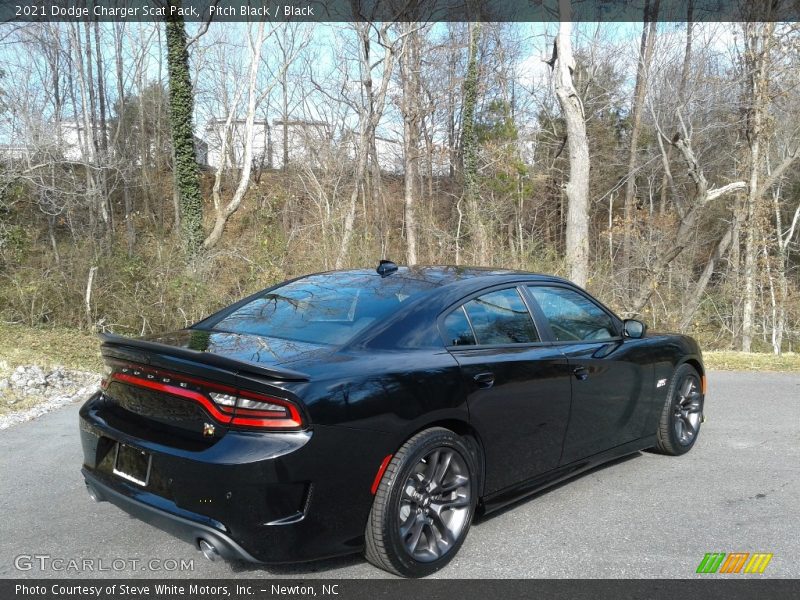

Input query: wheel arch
[403,418,487,500]
[683,357,704,378]
[679,356,706,394]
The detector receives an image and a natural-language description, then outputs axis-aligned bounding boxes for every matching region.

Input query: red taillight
[107,364,304,430]
[227,389,304,429]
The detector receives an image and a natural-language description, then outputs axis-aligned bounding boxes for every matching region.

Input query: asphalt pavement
[1,370,797,579]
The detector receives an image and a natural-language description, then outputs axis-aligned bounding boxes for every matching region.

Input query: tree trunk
[113,23,135,256]
[282,72,289,171]
[551,1,590,287]
[447,25,459,179]
[165,0,204,256]
[70,23,105,233]
[336,22,397,268]
[203,22,265,250]
[772,183,800,354]
[623,0,659,292]
[401,24,421,265]
[462,21,487,264]
[678,221,734,331]
[659,0,692,216]
[741,21,774,352]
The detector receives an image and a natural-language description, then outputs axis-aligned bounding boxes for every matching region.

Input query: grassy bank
[702,351,800,372]
[0,324,798,375]
[0,324,102,374]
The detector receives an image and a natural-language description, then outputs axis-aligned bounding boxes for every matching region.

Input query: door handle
[572,366,589,381]
[473,372,495,388]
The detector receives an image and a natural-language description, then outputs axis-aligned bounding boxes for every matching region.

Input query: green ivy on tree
[165,1,203,257]
[461,23,481,206]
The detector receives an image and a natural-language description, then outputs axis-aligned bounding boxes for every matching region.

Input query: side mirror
[623,319,646,339]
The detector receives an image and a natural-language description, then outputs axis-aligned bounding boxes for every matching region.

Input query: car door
[525,284,651,464]
[441,285,572,494]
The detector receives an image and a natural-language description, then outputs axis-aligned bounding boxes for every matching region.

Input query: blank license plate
[112,443,151,486]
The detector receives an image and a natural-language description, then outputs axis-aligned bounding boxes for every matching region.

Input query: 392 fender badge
[657,378,668,388]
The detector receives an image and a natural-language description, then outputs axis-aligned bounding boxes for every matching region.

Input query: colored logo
[696,552,773,574]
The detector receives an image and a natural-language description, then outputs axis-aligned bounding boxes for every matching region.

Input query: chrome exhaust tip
[198,539,221,562]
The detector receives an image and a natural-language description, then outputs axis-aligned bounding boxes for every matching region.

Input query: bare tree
[399,23,423,265]
[335,22,399,268]
[203,22,267,249]
[622,0,660,293]
[461,21,486,264]
[550,0,590,287]
[740,21,775,352]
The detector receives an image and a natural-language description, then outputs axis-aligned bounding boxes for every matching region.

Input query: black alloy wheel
[398,446,472,562]
[365,427,478,577]
[673,373,703,446]
[653,363,704,455]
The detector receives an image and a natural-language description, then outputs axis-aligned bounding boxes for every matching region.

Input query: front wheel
[652,363,704,455]
[364,427,477,577]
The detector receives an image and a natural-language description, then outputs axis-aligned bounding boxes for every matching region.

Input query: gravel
[0,363,100,430]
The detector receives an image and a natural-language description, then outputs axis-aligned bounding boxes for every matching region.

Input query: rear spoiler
[98,333,310,382]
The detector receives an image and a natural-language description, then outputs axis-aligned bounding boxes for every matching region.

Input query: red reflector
[371,454,393,495]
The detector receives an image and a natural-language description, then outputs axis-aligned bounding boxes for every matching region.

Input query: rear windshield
[207,272,437,345]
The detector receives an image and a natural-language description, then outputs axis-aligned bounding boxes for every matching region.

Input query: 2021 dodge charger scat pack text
[79,262,706,577]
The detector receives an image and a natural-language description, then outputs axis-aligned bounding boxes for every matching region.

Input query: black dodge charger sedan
[79,263,705,577]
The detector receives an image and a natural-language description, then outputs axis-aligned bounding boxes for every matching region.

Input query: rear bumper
[82,468,259,562]
[79,391,396,563]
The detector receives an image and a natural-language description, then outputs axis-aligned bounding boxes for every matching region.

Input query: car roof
[315,266,582,350]
[329,265,570,288]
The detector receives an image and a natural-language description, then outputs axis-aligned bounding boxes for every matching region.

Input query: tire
[364,427,478,577]
[652,363,704,456]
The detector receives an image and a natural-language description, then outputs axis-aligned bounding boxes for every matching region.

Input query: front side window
[447,287,538,346]
[528,286,617,342]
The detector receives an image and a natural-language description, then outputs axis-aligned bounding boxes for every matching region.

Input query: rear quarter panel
[292,349,466,437]
[274,349,468,535]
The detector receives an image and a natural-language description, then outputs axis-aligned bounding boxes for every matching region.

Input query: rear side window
[442,306,476,346]
[209,273,436,345]
[451,288,538,346]
[528,286,617,342]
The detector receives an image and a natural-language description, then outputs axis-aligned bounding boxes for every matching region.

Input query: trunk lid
[96,330,315,445]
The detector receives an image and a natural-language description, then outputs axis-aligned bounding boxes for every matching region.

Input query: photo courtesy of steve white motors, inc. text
[13,2,316,19]
[14,583,341,597]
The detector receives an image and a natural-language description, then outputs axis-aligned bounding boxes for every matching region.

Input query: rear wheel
[365,427,477,577]
[652,363,704,455]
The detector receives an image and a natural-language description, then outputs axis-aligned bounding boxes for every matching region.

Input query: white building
[372,136,452,177]
[516,125,537,166]
[204,118,269,171]
[272,119,332,170]
[374,136,403,174]
[203,118,331,171]
[57,120,208,167]
[60,120,94,162]
[0,143,30,163]
[0,120,91,164]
